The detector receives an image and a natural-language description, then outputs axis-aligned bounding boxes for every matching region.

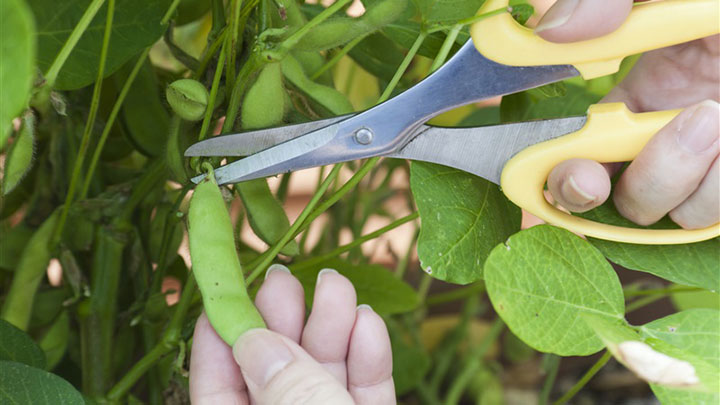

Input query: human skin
[537,0,719,229]
[189,265,395,405]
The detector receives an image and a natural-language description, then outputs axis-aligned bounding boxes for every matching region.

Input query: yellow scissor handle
[501,103,720,244]
[471,0,720,79]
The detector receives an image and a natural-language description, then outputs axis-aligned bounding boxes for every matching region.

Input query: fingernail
[677,100,720,154]
[357,304,373,312]
[535,0,580,33]
[562,175,596,206]
[233,329,293,387]
[316,268,338,286]
[265,264,291,280]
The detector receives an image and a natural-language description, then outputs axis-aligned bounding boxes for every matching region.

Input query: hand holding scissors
[186,0,720,245]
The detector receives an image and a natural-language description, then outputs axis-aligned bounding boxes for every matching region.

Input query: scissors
[186,0,720,245]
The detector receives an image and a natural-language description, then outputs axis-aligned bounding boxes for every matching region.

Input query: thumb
[233,329,354,405]
[535,0,634,43]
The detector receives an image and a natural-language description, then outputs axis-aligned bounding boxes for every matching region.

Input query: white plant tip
[617,341,700,387]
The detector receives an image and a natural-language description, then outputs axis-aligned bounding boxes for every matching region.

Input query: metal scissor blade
[388,116,587,184]
[192,123,340,185]
[184,115,352,157]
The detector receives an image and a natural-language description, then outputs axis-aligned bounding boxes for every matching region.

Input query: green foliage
[484,226,625,356]
[0,319,46,369]
[293,258,420,315]
[2,114,35,194]
[31,0,170,90]
[411,162,520,284]
[0,0,35,147]
[0,361,84,404]
[581,202,720,291]
[0,0,715,402]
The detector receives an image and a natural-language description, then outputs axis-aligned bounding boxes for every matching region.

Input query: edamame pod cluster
[188,174,265,345]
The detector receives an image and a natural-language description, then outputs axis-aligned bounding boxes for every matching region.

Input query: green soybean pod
[236,179,299,256]
[361,0,409,29]
[0,211,58,330]
[188,174,265,345]
[281,55,353,116]
[2,113,35,195]
[294,18,364,52]
[241,63,286,130]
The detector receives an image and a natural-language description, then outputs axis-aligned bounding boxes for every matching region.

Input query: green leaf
[381,20,453,59]
[390,333,430,395]
[410,162,520,284]
[652,385,719,405]
[484,225,625,356]
[640,309,720,372]
[500,83,601,122]
[0,0,35,147]
[582,201,720,292]
[349,32,404,82]
[292,258,419,315]
[508,1,534,25]
[113,57,170,157]
[584,310,720,395]
[0,319,46,369]
[2,113,35,194]
[0,361,84,404]
[416,0,484,23]
[31,0,171,90]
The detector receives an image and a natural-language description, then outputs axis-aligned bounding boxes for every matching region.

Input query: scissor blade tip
[190,173,206,184]
[184,145,204,157]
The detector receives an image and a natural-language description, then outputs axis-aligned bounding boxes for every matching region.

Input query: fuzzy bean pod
[241,63,286,130]
[281,55,353,115]
[294,0,408,52]
[188,173,265,345]
[236,179,299,256]
[0,211,58,330]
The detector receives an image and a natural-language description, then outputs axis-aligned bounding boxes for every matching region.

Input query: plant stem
[624,285,701,297]
[106,275,198,400]
[160,0,184,24]
[293,212,419,271]
[444,318,504,405]
[78,0,182,198]
[378,33,427,103]
[44,0,106,87]
[626,294,665,313]
[279,0,352,52]
[429,24,461,73]
[247,164,344,283]
[294,158,380,236]
[539,354,561,405]
[226,0,244,87]
[553,351,612,405]
[80,49,150,199]
[311,34,367,80]
[426,282,485,306]
[52,0,115,249]
[426,7,509,34]
[197,39,227,142]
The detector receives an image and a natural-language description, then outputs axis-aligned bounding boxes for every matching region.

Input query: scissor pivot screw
[354,128,374,145]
